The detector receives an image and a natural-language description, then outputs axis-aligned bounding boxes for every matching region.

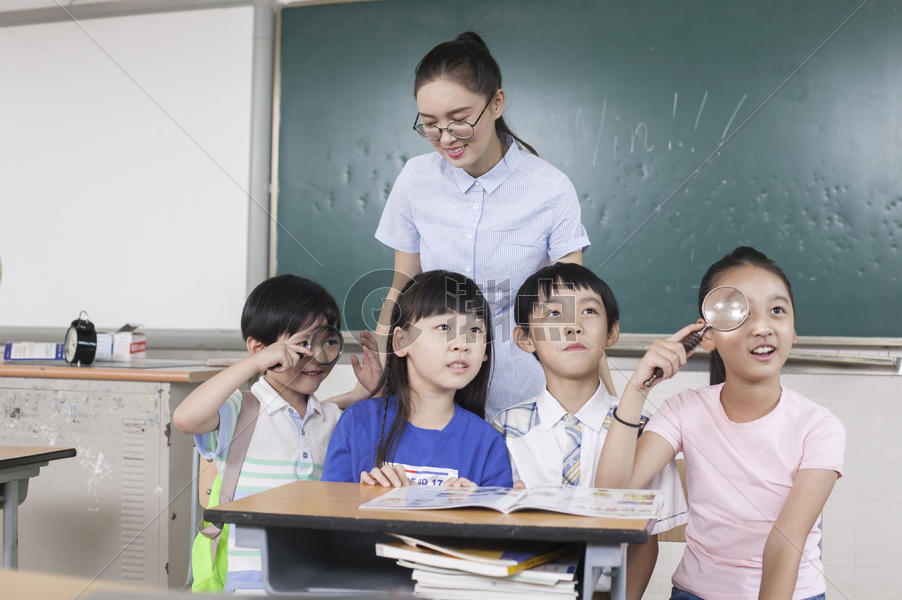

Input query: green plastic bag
[191,473,230,593]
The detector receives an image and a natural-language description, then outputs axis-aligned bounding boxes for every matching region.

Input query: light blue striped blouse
[375,138,591,419]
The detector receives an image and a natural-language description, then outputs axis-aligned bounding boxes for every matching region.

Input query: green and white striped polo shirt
[195,376,340,586]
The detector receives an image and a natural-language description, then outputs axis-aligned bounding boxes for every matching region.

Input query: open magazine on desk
[360,485,662,519]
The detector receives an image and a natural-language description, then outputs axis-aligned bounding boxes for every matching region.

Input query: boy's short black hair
[515,262,619,334]
[240,274,340,346]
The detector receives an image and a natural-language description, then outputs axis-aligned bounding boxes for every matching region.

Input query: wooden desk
[206,481,651,600]
[0,567,147,599]
[0,446,75,569]
[0,363,221,587]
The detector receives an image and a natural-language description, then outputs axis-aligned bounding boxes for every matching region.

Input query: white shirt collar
[251,375,321,418]
[537,380,612,433]
[450,135,524,195]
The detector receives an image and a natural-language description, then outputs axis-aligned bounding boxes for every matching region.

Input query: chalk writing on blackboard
[721,94,748,140]
[694,90,708,131]
[583,90,750,166]
[591,98,607,167]
[631,123,654,154]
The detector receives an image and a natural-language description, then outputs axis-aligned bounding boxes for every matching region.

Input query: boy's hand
[443,477,477,488]
[351,330,383,395]
[360,463,412,487]
[253,332,311,374]
[628,323,704,392]
[513,480,526,490]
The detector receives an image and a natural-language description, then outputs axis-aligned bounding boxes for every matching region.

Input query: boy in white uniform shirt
[493,262,687,600]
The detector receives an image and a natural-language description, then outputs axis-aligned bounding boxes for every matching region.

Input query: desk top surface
[206,481,650,544]
[0,445,76,469]
[0,361,220,383]
[0,568,165,600]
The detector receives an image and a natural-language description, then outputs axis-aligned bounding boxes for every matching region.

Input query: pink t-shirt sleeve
[644,392,685,455]
[799,409,846,477]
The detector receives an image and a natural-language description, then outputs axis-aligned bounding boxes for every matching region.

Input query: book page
[515,486,662,519]
[359,486,525,512]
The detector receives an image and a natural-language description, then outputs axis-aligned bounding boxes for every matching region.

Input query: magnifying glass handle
[643,326,710,388]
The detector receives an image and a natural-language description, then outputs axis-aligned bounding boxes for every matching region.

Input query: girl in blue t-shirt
[322,270,512,488]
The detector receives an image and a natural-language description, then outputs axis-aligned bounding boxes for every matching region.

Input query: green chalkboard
[275,0,902,336]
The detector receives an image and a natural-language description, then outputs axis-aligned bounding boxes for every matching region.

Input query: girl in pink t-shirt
[597,247,844,600]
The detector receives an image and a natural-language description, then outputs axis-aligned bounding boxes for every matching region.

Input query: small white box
[113,324,146,361]
[95,333,114,361]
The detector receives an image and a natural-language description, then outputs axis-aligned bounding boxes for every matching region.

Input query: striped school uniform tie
[561,413,582,486]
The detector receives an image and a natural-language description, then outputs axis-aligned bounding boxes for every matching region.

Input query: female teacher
[374,32,614,419]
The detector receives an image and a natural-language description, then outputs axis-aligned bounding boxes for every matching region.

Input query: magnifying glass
[304,325,344,367]
[644,285,750,387]
[273,325,344,370]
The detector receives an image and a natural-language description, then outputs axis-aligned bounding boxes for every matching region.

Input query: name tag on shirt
[390,463,459,486]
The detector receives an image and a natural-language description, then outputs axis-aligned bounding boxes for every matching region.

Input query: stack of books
[364,486,663,598]
[376,534,578,599]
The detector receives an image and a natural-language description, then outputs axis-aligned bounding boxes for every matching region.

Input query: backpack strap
[219,390,260,505]
[197,390,259,540]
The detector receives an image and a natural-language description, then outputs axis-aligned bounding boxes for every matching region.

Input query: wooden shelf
[0,362,220,383]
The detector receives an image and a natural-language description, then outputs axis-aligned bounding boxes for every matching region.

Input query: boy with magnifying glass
[173,274,381,593]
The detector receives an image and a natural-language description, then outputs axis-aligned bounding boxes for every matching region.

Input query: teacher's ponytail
[415,32,538,156]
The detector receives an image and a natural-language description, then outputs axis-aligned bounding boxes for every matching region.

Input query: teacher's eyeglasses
[412,96,493,141]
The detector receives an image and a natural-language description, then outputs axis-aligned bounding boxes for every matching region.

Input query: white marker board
[0,6,253,331]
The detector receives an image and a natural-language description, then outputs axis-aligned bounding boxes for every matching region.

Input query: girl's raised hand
[629,323,705,391]
[253,332,310,374]
[351,330,383,395]
[360,463,412,487]
[442,477,477,488]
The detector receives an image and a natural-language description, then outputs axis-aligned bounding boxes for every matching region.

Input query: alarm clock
[64,311,97,366]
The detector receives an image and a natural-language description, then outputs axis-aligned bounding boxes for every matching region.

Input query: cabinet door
[0,377,192,587]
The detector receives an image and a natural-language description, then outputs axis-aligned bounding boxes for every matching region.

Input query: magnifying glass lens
[702,286,749,331]
[644,285,750,388]
[309,326,343,367]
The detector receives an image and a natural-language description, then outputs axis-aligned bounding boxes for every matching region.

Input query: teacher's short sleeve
[548,177,591,261]
[375,163,420,254]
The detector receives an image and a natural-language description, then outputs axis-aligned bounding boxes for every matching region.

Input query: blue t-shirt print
[322,396,513,487]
